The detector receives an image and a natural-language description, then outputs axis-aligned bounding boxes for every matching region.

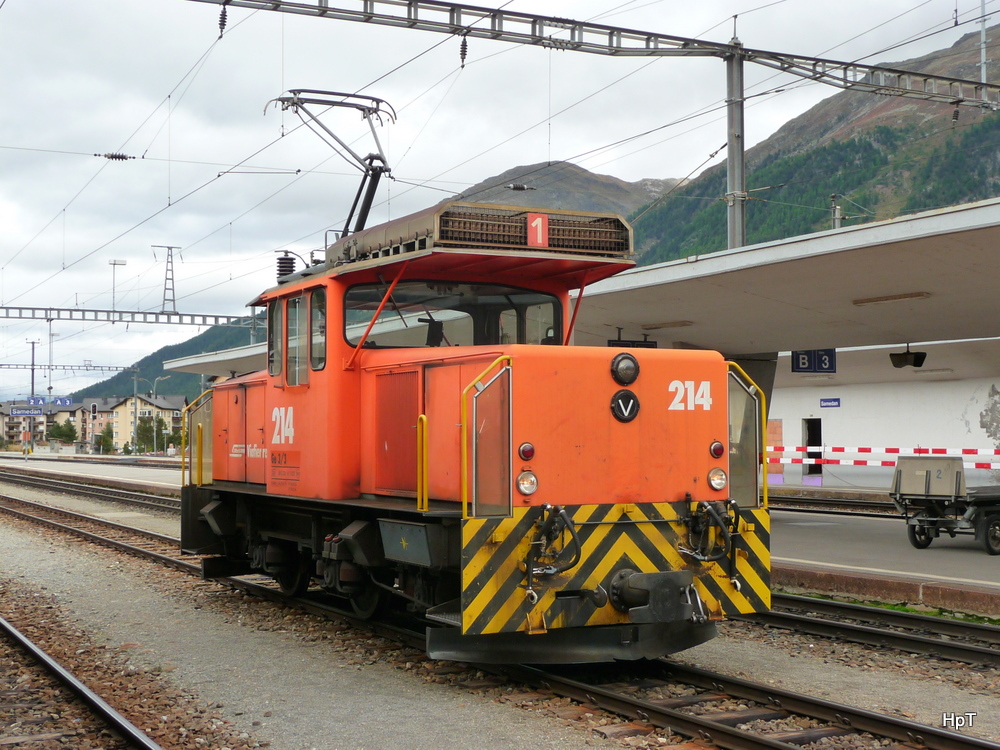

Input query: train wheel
[276,551,312,596]
[982,516,1000,556]
[907,519,933,549]
[350,584,383,619]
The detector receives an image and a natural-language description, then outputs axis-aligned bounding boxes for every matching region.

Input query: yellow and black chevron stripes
[460,502,770,636]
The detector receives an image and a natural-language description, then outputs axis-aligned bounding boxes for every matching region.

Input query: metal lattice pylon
[153,245,181,313]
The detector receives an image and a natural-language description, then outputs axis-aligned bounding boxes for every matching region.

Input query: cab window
[344,281,561,348]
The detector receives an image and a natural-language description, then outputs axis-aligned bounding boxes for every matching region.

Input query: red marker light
[710,441,725,459]
[518,442,535,461]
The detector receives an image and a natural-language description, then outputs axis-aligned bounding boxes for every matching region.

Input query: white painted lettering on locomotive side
[271,406,295,444]
[247,444,269,459]
[668,380,713,410]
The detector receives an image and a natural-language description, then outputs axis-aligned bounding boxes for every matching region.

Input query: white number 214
[668,380,712,410]
[271,406,295,444]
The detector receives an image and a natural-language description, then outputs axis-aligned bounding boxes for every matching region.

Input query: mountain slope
[453,160,679,215]
[635,25,1000,264]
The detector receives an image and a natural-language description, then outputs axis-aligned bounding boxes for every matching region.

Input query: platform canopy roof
[572,197,1000,387]
[573,197,1000,354]
[168,197,1000,386]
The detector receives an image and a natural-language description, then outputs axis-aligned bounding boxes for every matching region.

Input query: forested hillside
[634,24,1000,265]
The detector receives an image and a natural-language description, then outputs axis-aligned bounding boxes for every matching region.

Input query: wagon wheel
[907,514,934,550]
[276,550,312,596]
[350,582,384,619]
[982,516,1000,556]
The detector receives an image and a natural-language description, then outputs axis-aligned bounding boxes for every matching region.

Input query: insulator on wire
[276,252,296,280]
[219,4,228,37]
[506,183,535,191]
[460,37,468,69]
[99,152,133,161]
[952,107,960,126]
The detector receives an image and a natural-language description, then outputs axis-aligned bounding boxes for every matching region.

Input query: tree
[48,418,78,443]
[136,417,154,453]
[95,424,114,454]
[134,415,172,453]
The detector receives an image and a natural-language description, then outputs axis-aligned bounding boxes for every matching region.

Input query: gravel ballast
[0,512,623,750]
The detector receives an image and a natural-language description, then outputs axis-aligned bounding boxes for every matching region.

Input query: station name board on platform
[10,408,43,417]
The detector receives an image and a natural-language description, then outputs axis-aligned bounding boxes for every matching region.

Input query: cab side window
[310,289,327,371]
[268,299,283,377]
[287,295,308,386]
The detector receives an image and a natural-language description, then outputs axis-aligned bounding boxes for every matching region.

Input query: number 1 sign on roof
[527,213,549,248]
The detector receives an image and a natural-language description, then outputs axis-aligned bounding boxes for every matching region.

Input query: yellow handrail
[727,361,769,508]
[180,389,213,487]
[459,355,512,520]
[416,414,429,512]
[196,423,204,486]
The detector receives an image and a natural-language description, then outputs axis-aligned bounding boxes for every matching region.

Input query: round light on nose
[516,471,539,495]
[610,352,640,386]
[709,441,725,459]
[708,468,728,491]
[518,442,535,461]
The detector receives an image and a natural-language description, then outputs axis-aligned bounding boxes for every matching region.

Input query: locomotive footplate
[427,620,717,664]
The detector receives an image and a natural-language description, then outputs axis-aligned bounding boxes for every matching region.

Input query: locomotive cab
[181,202,770,663]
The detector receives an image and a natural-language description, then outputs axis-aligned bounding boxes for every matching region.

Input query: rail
[0,613,165,750]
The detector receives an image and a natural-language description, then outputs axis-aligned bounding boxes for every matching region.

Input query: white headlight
[517,471,539,495]
[708,468,728,491]
[611,352,640,385]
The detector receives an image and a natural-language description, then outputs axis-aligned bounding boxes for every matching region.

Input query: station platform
[2,455,998,615]
[768,483,891,502]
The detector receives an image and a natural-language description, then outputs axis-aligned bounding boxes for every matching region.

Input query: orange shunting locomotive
[181,201,770,663]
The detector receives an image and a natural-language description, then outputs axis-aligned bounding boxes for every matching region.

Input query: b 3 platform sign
[791,349,837,373]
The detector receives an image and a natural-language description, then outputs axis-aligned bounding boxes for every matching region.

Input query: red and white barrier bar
[768,446,1000,456]
[766,457,1000,469]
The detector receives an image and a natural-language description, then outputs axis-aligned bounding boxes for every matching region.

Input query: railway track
[768,494,897,516]
[510,659,1000,750]
[741,593,1000,667]
[0,613,164,749]
[0,492,423,649]
[2,492,997,749]
[0,469,180,511]
[0,494,191,572]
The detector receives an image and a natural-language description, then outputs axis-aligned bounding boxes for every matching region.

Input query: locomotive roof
[256,202,635,301]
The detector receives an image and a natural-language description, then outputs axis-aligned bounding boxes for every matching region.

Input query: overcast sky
[0,0,994,400]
